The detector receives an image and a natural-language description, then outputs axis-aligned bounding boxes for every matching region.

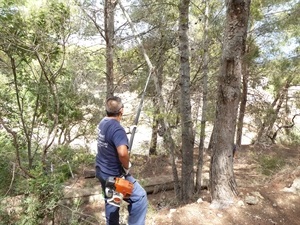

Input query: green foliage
[0,143,94,224]
[0,205,10,225]
[18,166,64,225]
[0,0,100,180]
[49,145,94,176]
[0,132,15,196]
[279,128,300,146]
[15,146,94,224]
[287,131,300,145]
[257,155,285,176]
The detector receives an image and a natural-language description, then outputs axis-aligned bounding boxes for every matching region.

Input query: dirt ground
[73,144,300,225]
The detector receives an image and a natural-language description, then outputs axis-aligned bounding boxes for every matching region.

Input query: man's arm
[117,145,130,169]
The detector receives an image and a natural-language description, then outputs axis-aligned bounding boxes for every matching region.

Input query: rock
[197,198,204,203]
[210,199,234,209]
[237,200,245,207]
[250,191,264,199]
[282,177,300,194]
[170,209,176,213]
[245,195,259,205]
[168,209,176,218]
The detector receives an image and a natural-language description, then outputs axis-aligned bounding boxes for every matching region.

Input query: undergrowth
[257,155,286,176]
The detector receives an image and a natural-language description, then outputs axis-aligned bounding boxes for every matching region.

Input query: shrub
[0,132,15,196]
[257,155,285,176]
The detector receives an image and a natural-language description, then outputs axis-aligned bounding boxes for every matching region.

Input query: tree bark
[256,75,294,144]
[118,0,180,198]
[236,55,248,150]
[196,0,210,193]
[210,0,251,208]
[179,0,194,201]
[150,45,165,155]
[104,0,117,98]
[149,98,159,155]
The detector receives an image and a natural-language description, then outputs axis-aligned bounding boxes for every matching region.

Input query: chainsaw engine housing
[105,176,134,207]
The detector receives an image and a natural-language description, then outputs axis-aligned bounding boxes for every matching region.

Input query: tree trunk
[149,45,165,155]
[179,0,194,201]
[265,76,293,143]
[236,54,248,150]
[104,0,117,98]
[149,98,159,155]
[118,0,180,198]
[196,0,210,193]
[210,0,251,208]
[256,75,294,144]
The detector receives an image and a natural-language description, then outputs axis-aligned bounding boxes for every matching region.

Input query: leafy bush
[0,206,10,225]
[0,141,95,224]
[0,132,15,196]
[257,155,285,176]
[8,162,64,224]
[49,145,94,177]
[279,129,300,146]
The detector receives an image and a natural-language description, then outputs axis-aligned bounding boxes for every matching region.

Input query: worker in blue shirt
[95,96,148,225]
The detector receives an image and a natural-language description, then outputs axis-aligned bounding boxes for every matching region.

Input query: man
[95,96,148,225]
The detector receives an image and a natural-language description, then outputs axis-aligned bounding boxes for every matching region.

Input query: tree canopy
[0,0,299,223]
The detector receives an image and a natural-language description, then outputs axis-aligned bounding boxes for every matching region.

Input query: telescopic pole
[128,70,153,151]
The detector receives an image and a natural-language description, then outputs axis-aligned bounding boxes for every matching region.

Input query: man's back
[96,117,128,176]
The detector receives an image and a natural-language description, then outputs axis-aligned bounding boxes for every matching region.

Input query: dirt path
[68,144,300,225]
[144,145,300,225]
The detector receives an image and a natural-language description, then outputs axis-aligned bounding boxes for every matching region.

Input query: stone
[245,195,259,205]
[282,177,300,194]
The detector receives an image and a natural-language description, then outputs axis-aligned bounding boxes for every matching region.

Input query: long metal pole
[118,1,155,151]
[128,70,153,151]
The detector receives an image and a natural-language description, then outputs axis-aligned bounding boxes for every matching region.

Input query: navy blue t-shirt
[95,118,129,176]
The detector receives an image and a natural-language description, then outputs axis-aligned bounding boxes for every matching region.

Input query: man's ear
[119,108,124,116]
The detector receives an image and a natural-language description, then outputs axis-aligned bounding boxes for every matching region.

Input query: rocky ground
[66,144,300,225]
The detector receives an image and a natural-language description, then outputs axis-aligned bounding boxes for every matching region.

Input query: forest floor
[69,144,300,225]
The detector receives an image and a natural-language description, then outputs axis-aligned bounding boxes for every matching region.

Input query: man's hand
[125,125,137,134]
[129,125,137,133]
[122,162,132,175]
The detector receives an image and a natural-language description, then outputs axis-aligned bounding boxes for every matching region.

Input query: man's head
[105,96,124,117]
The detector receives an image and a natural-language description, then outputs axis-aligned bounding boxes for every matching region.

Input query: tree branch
[269,113,300,142]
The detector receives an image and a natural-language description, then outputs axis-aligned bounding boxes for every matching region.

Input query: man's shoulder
[100,117,118,125]
[100,118,123,131]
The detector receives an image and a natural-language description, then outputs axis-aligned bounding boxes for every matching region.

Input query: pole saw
[105,0,155,207]
[104,70,153,207]
[128,70,153,151]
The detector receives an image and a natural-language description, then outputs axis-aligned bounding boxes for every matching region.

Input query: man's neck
[107,116,121,122]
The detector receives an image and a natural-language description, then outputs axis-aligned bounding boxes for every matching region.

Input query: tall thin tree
[105,0,117,98]
[118,0,180,197]
[179,0,194,201]
[196,0,210,193]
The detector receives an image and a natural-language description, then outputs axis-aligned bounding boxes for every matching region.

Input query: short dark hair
[105,96,124,117]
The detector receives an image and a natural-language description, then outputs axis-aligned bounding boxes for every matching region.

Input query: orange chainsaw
[105,176,134,207]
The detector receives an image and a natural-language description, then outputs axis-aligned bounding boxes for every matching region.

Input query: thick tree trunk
[196,0,210,193]
[210,0,251,208]
[104,0,117,98]
[179,0,194,201]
